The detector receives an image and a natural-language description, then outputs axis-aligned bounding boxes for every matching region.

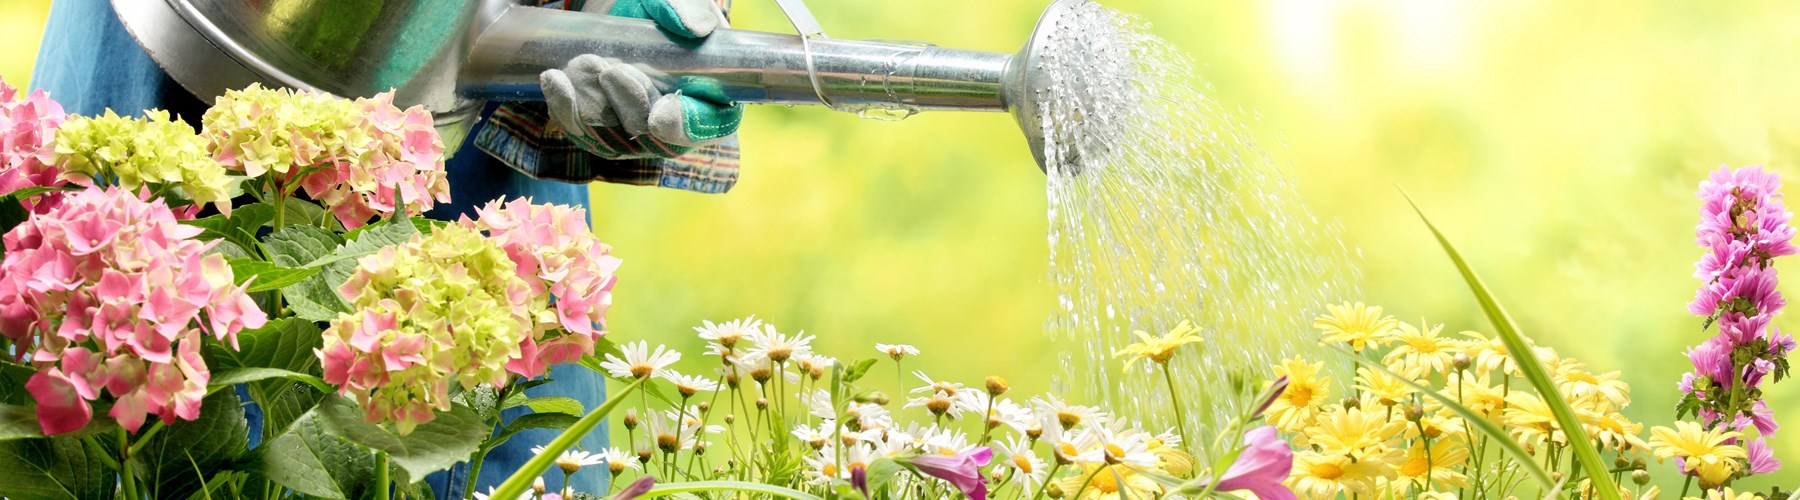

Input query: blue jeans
[32,0,610,496]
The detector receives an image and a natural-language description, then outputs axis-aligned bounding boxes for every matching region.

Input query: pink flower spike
[901,447,993,500]
[1748,437,1781,475]
[1751,400,1779,437]
[1189,426,1295,500]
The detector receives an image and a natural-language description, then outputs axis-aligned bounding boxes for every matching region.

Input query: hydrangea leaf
[253,406,375,499]
[263,226,353,322]
[0,435,115,499]
[181,202,276,260]
[522,396,584,416]
[280,197,343,231]
[226,258,320,293]
[304,216,417,269]
[138,391,248,499]
[314,396,488,481]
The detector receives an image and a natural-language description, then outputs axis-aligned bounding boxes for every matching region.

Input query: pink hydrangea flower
[0,76,68,213]
[203,85,450,229]
[319,225,532,435]
[461,197,622,379]
[0,186,265,434]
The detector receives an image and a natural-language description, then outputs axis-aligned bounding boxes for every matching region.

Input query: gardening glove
[540,0,744,157]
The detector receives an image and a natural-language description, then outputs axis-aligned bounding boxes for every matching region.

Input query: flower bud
[694,442,707,455]
[873,393,891,406]
[1404,405,1424,422]
[698,402,711,413]
[986,376,1010,397]
[637,448,653,463]
[1341,397,1361,410]
[623,409,639,430]
[1614,456,1630,469]
[1452,353,1472,372]
[1631,458,1646,470]
[724,414,736,424]
[533,477,546,494]
[1631,470,1650,486]
[756,398,769,410]
[1047,482,1066,499]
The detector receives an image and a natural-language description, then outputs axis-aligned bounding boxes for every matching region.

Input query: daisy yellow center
[1309,462,1345,480]
[1013,454,1034,473]
[1058,412,1081,429]
[1058,442,1079,458]
[630,364,654,378]
[821,463,837,477]
[938,447,958,456]
[1285,386,1315,406]
[1406,338,1442,353]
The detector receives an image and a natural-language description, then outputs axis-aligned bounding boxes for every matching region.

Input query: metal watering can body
[112,0,1076,170]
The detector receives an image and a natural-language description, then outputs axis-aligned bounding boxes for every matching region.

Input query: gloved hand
[540,0,744,158]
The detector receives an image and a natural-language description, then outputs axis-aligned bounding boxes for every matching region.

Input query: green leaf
[0,186,67,201]
[138,391,249,499]
[0,360,36,405]
[226,258,321,292]
[0,192,31,245]
[181,202,276,253]
[490,377,648,499]
[314,395,489,481]
[1405,193,1618,500]
[863,457,907,495]
[253,407,375,499]
[305,217,417,269]
[261,225,343,267]
[259,382,327,440]
[523,396,585,416]
[205,317,323,374]
[482,412,581,453]
[842,358,879,384]
[637,480,826,500]
[262,226,355,322]
[280,198,343,231]
[207,367,330,393]
[0,435,116,499]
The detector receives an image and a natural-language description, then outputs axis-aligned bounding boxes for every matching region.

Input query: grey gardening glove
[540,0,743,158]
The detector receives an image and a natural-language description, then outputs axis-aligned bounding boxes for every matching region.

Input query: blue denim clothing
[32,0,610,496]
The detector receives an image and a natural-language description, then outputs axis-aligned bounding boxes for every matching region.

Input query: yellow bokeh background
[8,0,1800,491]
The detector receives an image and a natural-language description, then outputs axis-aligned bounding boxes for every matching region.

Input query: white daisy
[844,401,892,430]
[662,371,720,397]
[905,391,964,419]
[473,487,529,500]
[792,421,833,448]
[1031,394,1104,430]
[743,324,815,364]
[598,340,680,380]
[793,353,836,380]
[960,392,1032,434]
[996,436,1049,492]
[532,445,606,474]
[798,388,836,419]
[910,371,966,397]
[594,446,637,474]
[1092,420,1158,467]
[695,316,762,348]
[876,343,919,360]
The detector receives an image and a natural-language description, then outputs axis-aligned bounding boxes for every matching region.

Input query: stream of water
[1035,1,1358,457]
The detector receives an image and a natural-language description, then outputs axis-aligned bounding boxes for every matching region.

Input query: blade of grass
[638,480,825,500]
[490,376,647,499]
[1403,192,1620,500]
[1327,345,1552,488]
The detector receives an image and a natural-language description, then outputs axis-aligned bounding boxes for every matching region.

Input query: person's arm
[473,0,745,193]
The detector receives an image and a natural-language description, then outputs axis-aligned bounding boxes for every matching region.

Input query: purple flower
[1188,426,1295,500]
[1752,400,1779,437]
[1687,338,1734,387]
[901,447,992,500]
[1748,438,1782,475]
[615,476,656,500]
[1716,312,1770,347]
[1253,376,1290,417]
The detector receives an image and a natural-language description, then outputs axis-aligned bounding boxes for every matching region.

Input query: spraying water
[1036,2,1358,457]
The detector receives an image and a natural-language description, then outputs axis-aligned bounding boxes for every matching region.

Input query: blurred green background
[7,0,1800,491]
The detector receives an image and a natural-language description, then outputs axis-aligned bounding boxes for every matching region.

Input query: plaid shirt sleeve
[473,0,742,194]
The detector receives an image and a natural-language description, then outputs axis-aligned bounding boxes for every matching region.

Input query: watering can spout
[112,0,1083,172]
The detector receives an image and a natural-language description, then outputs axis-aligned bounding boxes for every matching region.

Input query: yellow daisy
[1649,421,1747,488]
[1053,463,1163,500]
[1393,441,1470,492]
[1114,320,1203,369]
[1355,366,1418,407]
[1266,357,1332,432]
[1314,302,1400,351]
[1446,372,1508,418]
[1582,410,1649,454]
[1686,487,1760,500]
[1383,319,1460,377]
[1287,450,1394,499]
[1555,364,1632,413]
[1502,392,1564,448]
[1303,406,1404,459]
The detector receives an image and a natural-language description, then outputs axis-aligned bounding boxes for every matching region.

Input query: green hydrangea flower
[52,109,235,214]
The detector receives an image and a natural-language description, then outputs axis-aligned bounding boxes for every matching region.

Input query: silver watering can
[112,0,1083,171]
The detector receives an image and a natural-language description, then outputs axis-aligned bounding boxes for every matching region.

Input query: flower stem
[117,428,139,500]
[1027,463,1062,500]
[375,451,391,500]
[1159,363,1190,453]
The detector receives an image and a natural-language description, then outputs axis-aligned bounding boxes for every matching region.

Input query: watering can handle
[772,0,843,111]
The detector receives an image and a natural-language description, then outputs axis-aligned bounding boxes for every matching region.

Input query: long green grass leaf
[638,480,825,500]
[489,376,647,499]
[1327,345,1553,488]
[1403,193,1620,500]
